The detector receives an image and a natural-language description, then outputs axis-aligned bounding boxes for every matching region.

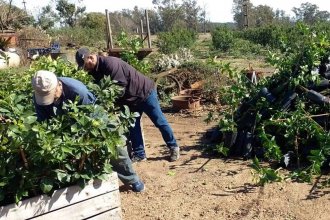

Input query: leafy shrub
[236,23,330,50]
[0,57,136,205]
[230,38,266,57]
[156,28,197,54]
[235,25,285,48]
[49,27,106,50]
[211,26,235,52]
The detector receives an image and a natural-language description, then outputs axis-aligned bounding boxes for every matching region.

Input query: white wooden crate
[0,172,121,220]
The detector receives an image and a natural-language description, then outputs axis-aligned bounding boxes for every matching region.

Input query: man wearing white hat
[32,70,145,192]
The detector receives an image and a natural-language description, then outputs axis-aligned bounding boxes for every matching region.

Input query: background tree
[232,0,253,29]
[130,6,145,31]
[55,0,86,27]
[199,3,209,33]
[35,5,58,30]
[0,0,33,31]
[182,0,201,31]
[108,11,135,34]
[147,9,162,34]
[292,2,330,24]
[254,5,275,27]
[78,12,105,32]
[120,6,153,34]
[152,0,185,31]
[274,9,291,24]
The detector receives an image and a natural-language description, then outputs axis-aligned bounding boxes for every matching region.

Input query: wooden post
[105,9,109,49]
[243,0,249,29]
[140,19,144,46]
[145,10,151,48]
[105,9,113,49]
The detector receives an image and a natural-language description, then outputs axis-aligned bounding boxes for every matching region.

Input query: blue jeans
[129,89,178,158]
[111,146,140,185]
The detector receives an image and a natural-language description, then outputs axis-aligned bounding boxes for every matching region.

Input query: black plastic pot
[323,72,330,80]
[306,90,330,105]
[231,130,245,156]
[308,79,330,92]
[280,91,297,111]
[312,115,329,129]
[242,131,253,159]
[223,131,237,150]
[259,87,276,103]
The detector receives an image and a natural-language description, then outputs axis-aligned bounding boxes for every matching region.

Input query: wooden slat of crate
[33,190,120,220]
[87,207,122,220]
[0,32,17,47]
[0,172,119,220]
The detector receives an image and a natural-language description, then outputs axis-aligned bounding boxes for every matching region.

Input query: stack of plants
[0,57,137,205]
[209,23,330,185]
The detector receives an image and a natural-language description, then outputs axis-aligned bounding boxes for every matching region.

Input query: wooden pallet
[0,172,121,220]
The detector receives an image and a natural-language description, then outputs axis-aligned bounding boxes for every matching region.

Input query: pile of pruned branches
[209,23,330,185]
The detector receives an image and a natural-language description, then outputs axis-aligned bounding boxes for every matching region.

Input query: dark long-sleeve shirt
[89,56,155,107]
[34,77,95,121]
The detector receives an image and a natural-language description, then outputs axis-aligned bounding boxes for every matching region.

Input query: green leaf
[40,178,54,193]
[15,193,22,204]
[65,163,75,171]
[8,125,20,134]
[61,146,73,154]
[78,115,89,126]
[100,129,107,139]
[73,173,81,180]
[52,138,62,146]
[251,157,261,171]
[56,170,70,183]
[0,180,8,187]
[80,174,92,180]
[14,190,29,204]
[91,129,99,137]
[97,174,109,181]
[0,108,10,113]
[24,116,37,124]
[132,112,140,118]
[167,171,176,176]
[103,163,112,173]
[215,143,229,157]
[32,125,40,132]
[124,105,130,116]
[71,123,78,133]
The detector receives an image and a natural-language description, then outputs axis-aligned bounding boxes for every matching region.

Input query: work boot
[169,147,180,162]
[131,180,145,192]
[131,155,147,163]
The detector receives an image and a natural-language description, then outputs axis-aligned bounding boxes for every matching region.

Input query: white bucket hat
[32,70,58,105]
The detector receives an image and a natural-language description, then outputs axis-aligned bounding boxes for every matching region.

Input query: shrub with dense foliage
[49,27,107,49]
[156,28,197,54]
[0,57,137,205]
[211,26,235,52]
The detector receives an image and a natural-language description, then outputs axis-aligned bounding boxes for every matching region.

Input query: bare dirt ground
[120,108,330,220]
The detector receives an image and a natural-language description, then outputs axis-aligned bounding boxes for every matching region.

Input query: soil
[120,107,330,220]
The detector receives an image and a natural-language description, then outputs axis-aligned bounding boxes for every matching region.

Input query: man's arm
[78,90,96,105]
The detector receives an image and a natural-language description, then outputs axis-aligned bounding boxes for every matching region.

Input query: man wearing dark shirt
[32,70,145,192]
[75,48,180,162]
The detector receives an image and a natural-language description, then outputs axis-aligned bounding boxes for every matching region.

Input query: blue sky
[13,0,329,23]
